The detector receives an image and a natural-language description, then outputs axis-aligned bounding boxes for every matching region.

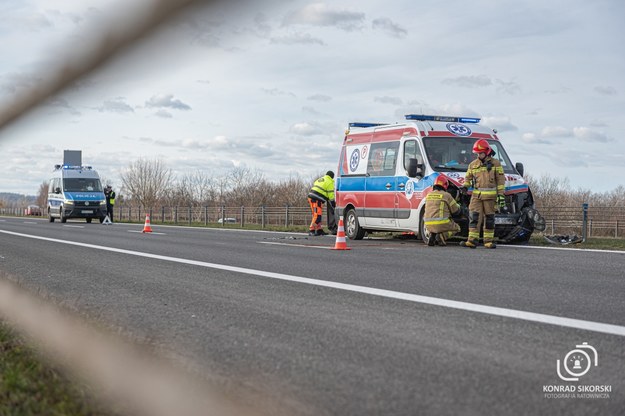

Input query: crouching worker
[424,175,461,246]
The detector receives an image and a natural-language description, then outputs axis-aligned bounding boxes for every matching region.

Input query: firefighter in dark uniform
[307,171,335,236]
[104,185,116,222]
[461,139,505,249]
[423,175,461,246]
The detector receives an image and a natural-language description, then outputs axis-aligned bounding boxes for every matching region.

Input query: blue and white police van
[47,164,107,223]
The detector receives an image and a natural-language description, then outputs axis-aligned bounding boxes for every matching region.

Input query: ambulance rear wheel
[345,208,365,240]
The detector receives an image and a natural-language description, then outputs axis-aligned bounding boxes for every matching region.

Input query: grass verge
[0,321,115,416]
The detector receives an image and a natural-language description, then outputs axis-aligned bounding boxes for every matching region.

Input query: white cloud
[289,122,322,136]
[307,94,332,102]
[97,98,134,113]
[270,32,325,45]
[441,75,492,88]
[594,86,617,96]
[145,94,191,111]
[283,3,365,31]
[520,133,554,145]
[481,116,518,132]
[573,127,611,142]
[374,96,403,106]
[371,18,407,38]
[540,126,570,138]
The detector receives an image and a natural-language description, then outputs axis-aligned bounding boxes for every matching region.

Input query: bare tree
[36,181,49,208]
[120,158,173,209]
[179,170,215,205]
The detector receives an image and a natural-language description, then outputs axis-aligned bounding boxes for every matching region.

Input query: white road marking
[1,229,625,337]
[22,221,38,224]
[504,244,625,254]
[62,225,84,228]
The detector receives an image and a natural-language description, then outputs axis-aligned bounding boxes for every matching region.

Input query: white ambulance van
[47,164,107,223]
[336,114,545,243]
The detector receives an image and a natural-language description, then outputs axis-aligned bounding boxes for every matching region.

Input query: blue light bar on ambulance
[349,122,388,128]
[405,114,481,123]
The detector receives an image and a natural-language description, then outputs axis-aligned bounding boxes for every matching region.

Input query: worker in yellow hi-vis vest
[104,185,116,222]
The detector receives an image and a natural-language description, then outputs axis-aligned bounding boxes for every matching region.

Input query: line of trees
[3,159,623,211]
[117,159,319,209]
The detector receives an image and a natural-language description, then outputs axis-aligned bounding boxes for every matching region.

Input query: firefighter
[460,139,505,249]
[307,171,335,236]
[104,185,116,222]
[423,175,461,246]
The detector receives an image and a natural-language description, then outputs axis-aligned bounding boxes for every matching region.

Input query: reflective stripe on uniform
[424,217,451,225]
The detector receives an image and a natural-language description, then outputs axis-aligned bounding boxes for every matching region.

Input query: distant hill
[0,192,36,205]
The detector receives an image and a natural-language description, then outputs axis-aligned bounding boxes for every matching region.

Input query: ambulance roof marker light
[348,122,389,128]
[405,114,481,124]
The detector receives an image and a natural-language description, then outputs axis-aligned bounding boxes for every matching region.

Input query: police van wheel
[86,218,92,224]
[60,207,67,223]
[48,210,54,223]
[345,208,366,240]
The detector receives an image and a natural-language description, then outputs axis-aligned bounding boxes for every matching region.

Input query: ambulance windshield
[63,178,103,192]
[423,137,516,174]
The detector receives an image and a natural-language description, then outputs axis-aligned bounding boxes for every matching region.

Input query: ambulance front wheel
[419,210,429,244]
[345,208,366,240]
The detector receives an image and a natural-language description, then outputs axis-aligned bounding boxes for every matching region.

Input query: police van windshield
[63,178,102,192]
[423,137,516,174]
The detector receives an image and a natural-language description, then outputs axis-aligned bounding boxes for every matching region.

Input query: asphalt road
[1,216,624,415]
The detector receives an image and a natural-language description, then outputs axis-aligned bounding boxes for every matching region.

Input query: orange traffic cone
[331,216,351,250]
[142,214,153,233]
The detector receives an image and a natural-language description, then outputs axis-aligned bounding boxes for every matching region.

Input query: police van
[47,164,107,223]
[335,114,545,243]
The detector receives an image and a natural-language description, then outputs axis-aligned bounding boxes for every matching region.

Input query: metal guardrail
[4,204,625,238]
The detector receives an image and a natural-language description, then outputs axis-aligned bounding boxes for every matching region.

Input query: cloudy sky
[1,0,623,195]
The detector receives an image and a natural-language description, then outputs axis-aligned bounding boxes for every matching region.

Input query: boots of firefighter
[484,241,497,249]
[427,232,437,246]
[436,233,447,247]
[461,239,477,249]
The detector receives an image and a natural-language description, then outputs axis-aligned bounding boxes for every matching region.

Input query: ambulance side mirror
[407,158,424,178]
[515,162,524,177]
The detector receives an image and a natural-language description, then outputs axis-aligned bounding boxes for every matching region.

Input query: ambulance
[335,114,545,243]
[47,164,107,223]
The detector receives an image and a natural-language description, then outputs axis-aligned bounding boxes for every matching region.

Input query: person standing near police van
[460,139,505,249]
[104,185,116,222]
[307,171,335,236]
[424,175,461,246]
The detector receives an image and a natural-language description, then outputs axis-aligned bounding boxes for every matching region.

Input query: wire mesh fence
[116,205,313,228]
[5,204,625,238]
